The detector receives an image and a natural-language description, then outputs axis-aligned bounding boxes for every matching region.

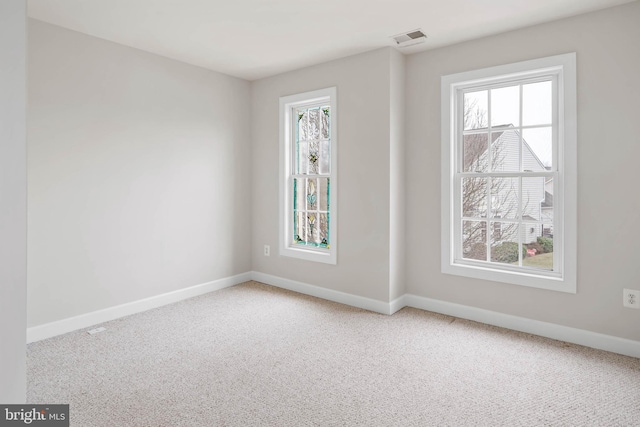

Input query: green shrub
[537,237,553,253]
[491,241,524,263]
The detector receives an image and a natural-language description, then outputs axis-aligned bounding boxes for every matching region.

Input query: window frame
[279,87,337,264]
[441,54,576,292]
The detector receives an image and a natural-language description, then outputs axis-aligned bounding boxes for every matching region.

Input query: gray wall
[389,49,406,302]
[405,1,640,341]
[27,21,252,327]
[23,1,640,345]
[251,48,404,303]
[0,0,27,403]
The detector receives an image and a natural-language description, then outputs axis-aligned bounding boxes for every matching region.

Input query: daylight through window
[441,54,576,292]
[280,88,337,264]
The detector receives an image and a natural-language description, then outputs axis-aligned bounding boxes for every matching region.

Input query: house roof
[491,124,549,172]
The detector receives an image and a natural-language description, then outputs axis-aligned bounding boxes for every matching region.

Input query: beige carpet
[27,281,640,426]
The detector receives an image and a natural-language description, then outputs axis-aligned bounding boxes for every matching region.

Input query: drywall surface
[389,49,406,302]
[0,0,27,403]
[405,2,640,340]
[251,48,395,302]
[28,20,252,327]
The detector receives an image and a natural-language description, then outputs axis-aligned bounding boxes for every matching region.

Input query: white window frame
[280,87,337,264]
[441,53,576,292]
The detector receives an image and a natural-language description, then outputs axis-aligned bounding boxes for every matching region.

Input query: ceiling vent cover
[392,29,427,48]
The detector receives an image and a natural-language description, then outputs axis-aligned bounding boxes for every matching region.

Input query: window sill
[442,260,576,293]
[280,245,336,265]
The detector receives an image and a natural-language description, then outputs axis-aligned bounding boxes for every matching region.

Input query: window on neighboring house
[280,88,337,264]
[441,54,576,292]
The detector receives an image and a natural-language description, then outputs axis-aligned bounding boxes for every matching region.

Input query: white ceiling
[28,0,634,81]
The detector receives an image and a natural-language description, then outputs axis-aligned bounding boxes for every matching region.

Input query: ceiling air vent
[391,29,427,48]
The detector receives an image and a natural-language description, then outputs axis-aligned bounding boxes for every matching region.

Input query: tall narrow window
[280,88,337,264]
[441,54,576,292]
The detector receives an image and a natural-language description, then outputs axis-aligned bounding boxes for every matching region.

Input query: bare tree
[461,97,521,262]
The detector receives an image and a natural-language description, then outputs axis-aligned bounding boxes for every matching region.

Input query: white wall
[389,49,406,302]
[405,1,640,341]
[0,0,27,403]
[252,48,404,303]
[28,20,252,327]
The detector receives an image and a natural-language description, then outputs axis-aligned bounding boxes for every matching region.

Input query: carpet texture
[27,281,640,426]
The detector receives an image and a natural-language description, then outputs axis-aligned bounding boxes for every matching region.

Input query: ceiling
[28,0,634,81]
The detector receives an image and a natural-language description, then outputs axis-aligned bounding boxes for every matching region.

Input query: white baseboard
[403,294,640,359]
[251,271,394,315]
[27,270,640,359]
[250,271,639,359]
[389,294,407,315]
[27,272,252,343]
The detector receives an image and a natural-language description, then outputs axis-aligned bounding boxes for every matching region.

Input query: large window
[441,54,576,292]
[280,88,337,264]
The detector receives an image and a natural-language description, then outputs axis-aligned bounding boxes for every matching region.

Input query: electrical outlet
[87,327,106,335]
[264,245,270,256]
[623,288,640,309]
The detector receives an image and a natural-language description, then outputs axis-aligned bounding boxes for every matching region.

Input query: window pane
[490,177,519,219]
[319,140,330,174]
[462,178,487,218]
[522,227,553,271]
[294,211,306,245]
[490,222,519,264]
[320,106,330,139]
[541,177,553,225]
[318,178,329,211]
[307,108,322,140]
[305,179,318,210]
[319,213,329,247]
[463,90,488,130]
[463,220,486,261]
[297,110,309,141]
[522,176,545,221]
[307,141,319,174]
[522,127,552,170]
[293,178,305,213]
[491,128,519,172]
[523,81,552,126]
[294,212,323,247]
[463,133,488,172]
[491,85,520,127]
[296,142,308,174]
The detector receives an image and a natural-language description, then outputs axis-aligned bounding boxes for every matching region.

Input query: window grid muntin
[455,74,558,272]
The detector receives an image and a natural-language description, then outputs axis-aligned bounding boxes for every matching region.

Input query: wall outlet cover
[623,288,640,309]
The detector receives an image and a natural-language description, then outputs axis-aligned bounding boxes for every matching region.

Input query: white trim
[250,272,639,358]
[26,269,640,359]
[404,293,640,359]
[389,294,407,315]
[441,53,577,293]
[251,271,392,315]
[279,87,338,265]
[26,272,252,343]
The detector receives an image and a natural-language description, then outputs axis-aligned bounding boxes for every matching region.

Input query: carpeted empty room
[5,1,640,425]
[28,282,640,426]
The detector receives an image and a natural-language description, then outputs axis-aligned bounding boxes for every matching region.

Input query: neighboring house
[464,125,553,247]
[491,125,552,244]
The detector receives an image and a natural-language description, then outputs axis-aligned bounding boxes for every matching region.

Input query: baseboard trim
[404,293,640,359]
[27,272,252,343]
[27,270,640,358]
[249,272,639,358]
[389,294,407,315]
[251,271,394,315]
